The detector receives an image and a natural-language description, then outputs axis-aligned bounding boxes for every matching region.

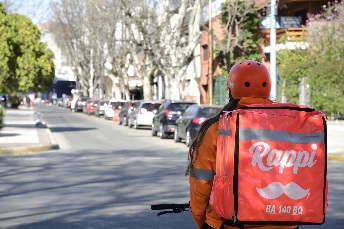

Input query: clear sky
[1,0,55,24]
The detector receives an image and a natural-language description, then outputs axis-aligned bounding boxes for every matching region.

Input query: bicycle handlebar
[151,203,190,216]
[151,203,189,210]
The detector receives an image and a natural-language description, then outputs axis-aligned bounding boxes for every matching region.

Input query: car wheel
[134,120,139,129]
[159,124,167,139]
[186,129,192,147]
[174,126,181,142]
[151,123,157,136]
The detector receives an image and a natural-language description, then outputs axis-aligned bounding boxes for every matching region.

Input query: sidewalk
[0,106,343,161]
[0,106,59,155]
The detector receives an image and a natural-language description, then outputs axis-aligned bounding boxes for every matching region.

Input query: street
[0,105,343,229]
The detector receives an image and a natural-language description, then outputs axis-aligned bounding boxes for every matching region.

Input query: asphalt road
[0,105,343,229]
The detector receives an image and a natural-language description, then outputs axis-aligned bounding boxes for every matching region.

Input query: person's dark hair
[185,97,240,176]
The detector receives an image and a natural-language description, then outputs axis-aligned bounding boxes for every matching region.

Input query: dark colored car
[118,100,139,126]
[174,104,222,146]
[74,96,90,112]
[151,100,197,139]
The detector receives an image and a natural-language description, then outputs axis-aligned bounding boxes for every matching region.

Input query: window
[203,45,209,61]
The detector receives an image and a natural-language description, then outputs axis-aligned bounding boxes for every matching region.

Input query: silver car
[128,100,162,129]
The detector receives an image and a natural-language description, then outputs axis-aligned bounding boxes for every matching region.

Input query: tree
[305,1,344,119]
[0,3,55,95]
[277,1,344,119]
[49,0,202,100]
[1,0,52,24]
[119,0,202,100]
[213,0,267,73]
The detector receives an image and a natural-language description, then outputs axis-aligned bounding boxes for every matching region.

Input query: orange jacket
[189,97,297,229]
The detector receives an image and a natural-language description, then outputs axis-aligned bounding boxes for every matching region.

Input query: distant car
[104,99,126,121]
[83,99,94,113]
[118,100,139,126]
[151,100,197,139]
[74,96,90,112]
[128,100,162,129]
[63,98,72,108]
[85,99,99,115]
[95,99,109,117]
[174,104,222,146]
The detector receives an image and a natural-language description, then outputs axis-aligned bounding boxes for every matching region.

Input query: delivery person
[186,60,298,229]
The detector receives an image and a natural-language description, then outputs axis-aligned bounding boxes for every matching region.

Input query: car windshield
[142,103,161,111]
[168,103,195,111]
[100,100,109,105]
[111,102,125,109]
[199,107,222,118]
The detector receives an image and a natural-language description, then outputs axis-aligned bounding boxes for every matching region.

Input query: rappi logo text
[249,142,318,200]
[249,142,318,174]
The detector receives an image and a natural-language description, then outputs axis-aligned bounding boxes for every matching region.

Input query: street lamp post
[270,0,277,101]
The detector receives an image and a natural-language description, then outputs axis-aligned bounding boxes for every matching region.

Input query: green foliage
[217,0,263,68]
[277,48,311,104]
[277,1,344,119]
[9,93,22,108]
[308,58,344,119]
[0,3,55,95]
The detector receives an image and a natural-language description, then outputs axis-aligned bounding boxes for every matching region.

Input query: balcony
[261,28,308,53]
[261,27,305,46]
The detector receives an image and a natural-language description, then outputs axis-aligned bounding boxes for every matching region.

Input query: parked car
[174,104,222,146]
[95,99,109,117]
[84,99,99,115]
[73,96,90,112]
[151,100,197,139]
[118,100,139,126]
[104,99,126,121]
[128,100,162,129]
[63,98,72,108]
[83,99,94,113]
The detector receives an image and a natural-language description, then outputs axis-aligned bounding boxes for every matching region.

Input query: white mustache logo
[256,182,310,200]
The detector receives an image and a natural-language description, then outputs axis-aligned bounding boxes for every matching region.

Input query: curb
[0,144,59,155]
[0,109,60,156]
[327,153,344,162]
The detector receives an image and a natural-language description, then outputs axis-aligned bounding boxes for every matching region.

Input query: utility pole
[208,0,213,105]
[270,0,277,101]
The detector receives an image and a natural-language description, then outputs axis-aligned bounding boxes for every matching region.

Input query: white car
[128,100,162,129]
[104,99,126,120]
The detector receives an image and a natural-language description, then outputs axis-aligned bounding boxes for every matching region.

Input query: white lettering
[249,142,317,174]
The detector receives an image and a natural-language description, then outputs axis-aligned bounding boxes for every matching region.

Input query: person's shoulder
[237,97,273,107]
[206,119,219,133]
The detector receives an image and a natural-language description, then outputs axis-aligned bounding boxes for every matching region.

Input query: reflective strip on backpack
[190,167,215,181]
[218,129,231,136]
[239,129,324,144]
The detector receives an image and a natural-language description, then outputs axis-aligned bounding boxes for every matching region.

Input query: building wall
[199,0,329,105]
[200,15,225,104]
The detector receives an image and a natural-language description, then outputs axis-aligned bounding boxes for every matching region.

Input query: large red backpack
[209,103,328,226]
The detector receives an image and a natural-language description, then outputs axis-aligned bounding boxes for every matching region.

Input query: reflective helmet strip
[239,128,324,144]
[190,168,215,181]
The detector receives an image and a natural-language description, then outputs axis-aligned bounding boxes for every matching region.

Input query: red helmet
[227,60,271,99]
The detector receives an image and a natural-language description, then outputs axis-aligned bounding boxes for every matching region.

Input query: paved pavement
[0,106,59,155]
[0,106,344,161]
